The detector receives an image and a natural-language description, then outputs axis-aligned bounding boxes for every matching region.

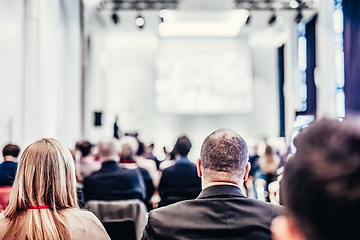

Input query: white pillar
[316,0,337,118]
[22,0,82,147]
[22,0,41,146]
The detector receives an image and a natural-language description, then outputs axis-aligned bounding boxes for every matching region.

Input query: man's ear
[196,158,202,177]
[271,216,305,240]
[243,162,251,181]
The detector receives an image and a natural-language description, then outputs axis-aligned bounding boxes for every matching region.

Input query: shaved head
[200,129,248,183]
[98,138,119,162]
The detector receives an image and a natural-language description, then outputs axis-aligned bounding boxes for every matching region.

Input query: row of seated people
[0,117,358,240]
[74,135,202,211]
[66,133,285,212]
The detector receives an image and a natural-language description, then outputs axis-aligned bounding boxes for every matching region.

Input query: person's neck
[202,180,242,190]
[101,157,119,163]
[4,156,17,162]
[177,156,188,160]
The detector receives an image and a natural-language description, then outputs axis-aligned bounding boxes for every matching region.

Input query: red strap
[25,205,51,209]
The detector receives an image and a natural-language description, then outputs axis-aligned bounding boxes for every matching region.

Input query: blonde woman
[0,138,110,240]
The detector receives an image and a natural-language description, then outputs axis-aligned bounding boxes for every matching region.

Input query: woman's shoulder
[62,209,110,240]
[0,212,6,225]
[0,213,7,238]
[62,208,102,224]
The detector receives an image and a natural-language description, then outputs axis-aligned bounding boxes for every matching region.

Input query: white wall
[84,11,279,160]
[0,0,82,150]
[0,0,24,149]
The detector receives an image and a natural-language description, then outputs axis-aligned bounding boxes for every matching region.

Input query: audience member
[136,141,160,189]
[142,129,283,239]
[0,144,20,186]
[245,141,260,199]
[145,143,160,169]
[76,141,101,182]
[83,138,146,203]
[0,138,109,240]
[119,136,155,210]
[158,136,201,207]
[271,118,360,240]
[159,146,177,171]
[113,116,120,139]
[255,144,281,201]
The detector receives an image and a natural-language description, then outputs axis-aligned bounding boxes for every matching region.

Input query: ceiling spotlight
[295,11,303,24]
[289,0,300,9]
[268,13,277,25]
[111,13,119,24]
[135,15,145,28]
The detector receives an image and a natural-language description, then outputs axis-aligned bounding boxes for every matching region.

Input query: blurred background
[0,0,345,159]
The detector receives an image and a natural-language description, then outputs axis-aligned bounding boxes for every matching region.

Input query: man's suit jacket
[158,157,201,207]
[83,161,146,203]
[142,185,283,240]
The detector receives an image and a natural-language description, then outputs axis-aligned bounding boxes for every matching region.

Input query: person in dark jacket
[142,129,283,240]
[0,144,20,186]
[158,136,201,207]
[83,138,146,203]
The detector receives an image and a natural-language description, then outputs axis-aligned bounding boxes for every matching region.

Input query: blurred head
[77,141,93,157]
[137,141,145,156]
[3,144,20,158]
[175,136,192,157]
[6,138,78,212]
[119,136,139,155]
[120,144,134,160]
[198,129,249,188]
[98,138,119,162]
[272,118,360,240]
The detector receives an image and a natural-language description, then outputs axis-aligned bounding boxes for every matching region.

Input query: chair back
[102,220,136,240]
[85,199,147,240]
[0,186,12,211]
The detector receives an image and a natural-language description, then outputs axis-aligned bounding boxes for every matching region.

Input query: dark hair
[3,144,20,158]
[282,118,360,240]
[200,129,248,178]
[137,141,145,156]
[78,141,93,157]
[175,136,192,157]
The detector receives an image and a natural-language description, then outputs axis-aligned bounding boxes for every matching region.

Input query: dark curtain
[278,45,285,137]
[305,16,317,117]
[296,16,317,117]
[343,0,360,114]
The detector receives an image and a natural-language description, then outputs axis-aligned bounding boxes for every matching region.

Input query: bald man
[83,138,146,203]
[141,129,283,240]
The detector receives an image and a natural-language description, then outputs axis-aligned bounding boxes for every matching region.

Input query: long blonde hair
[2,138,79,240]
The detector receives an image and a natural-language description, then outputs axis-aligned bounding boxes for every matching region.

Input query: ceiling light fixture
[289,0,300,9]
[158,9,250,37]
[135,14,145,28]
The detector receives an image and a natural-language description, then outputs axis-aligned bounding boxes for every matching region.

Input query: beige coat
[0,209,110,240]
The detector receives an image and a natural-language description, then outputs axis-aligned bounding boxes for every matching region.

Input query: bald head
[98,138,119,162]
[200,129,249,185]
